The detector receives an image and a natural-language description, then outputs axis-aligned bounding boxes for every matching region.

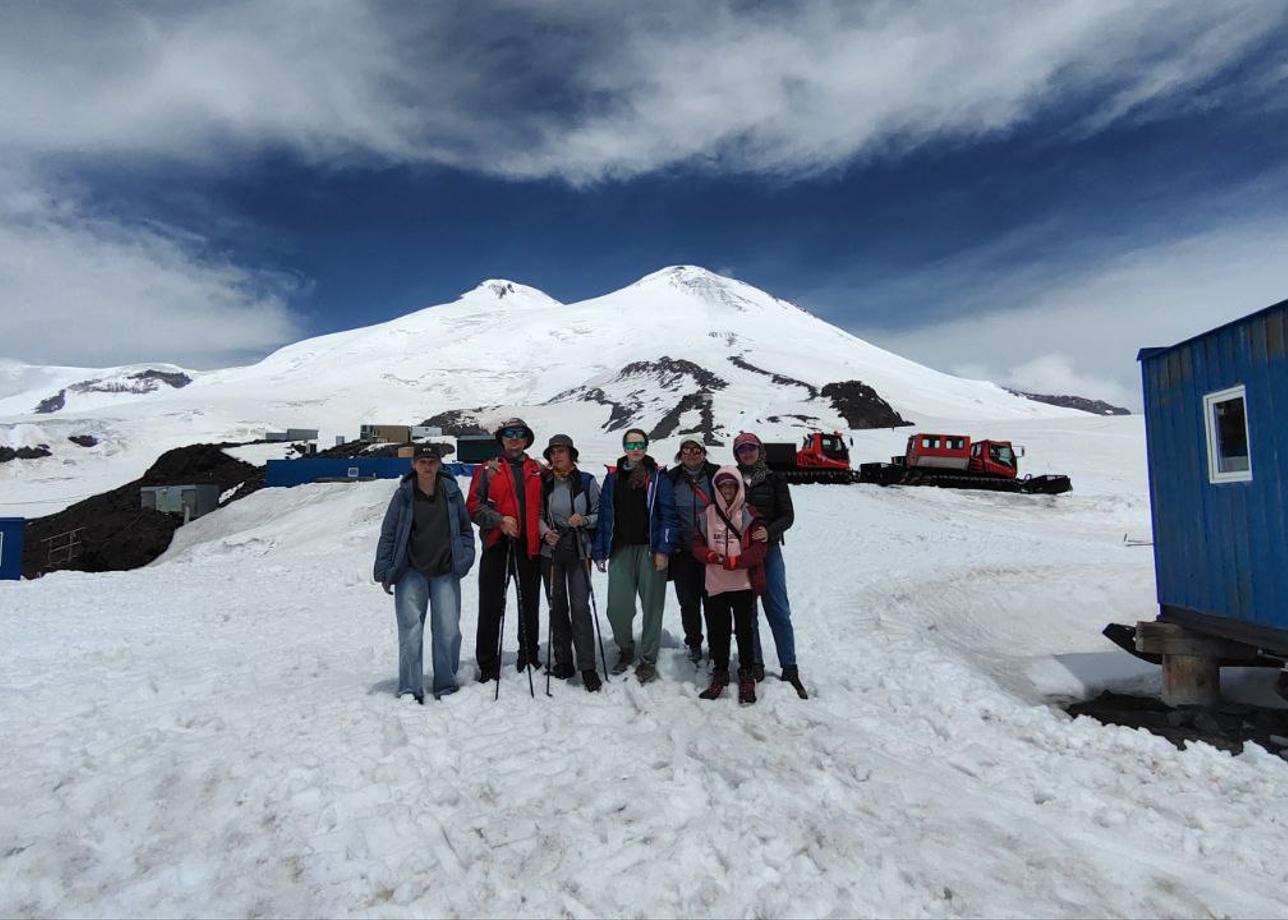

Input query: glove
[382,582,394,596]
[705,550,722,565]
[721,555,738,571]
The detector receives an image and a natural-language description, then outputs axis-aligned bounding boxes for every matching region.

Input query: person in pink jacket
[691,467,768,704]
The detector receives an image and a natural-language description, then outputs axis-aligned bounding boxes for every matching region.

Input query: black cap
[543,434,579,462]
[413,444,442,461]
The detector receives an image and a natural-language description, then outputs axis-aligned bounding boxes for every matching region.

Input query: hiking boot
[516,648,538,672]
[582,670,603,693]
[781,665,809,700]
[738,669,757,705]
[699,669,729,700]
[611,651,635,676]
[414,693,425,705]
[476,665,500,684]
[686,644,703,665]
[751,662,766,683]
[550,662,576,680]
[635,660,659,684]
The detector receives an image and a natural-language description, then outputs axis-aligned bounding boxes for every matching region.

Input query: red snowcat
[858,433,1071,494]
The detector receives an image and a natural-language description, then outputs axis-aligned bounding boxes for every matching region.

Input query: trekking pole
[495,538,512,703]
[577,527,610,683]
[542,557,555,697]
[509,538,535,699]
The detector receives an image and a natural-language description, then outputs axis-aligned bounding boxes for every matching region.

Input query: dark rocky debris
[820,381,911,429]
[131,369,193,389]
[727,355,819,398]
[1066,691,1288,757]
[21,444,264,579]
[1009,390,1131,416]
[68,435,99,448]
[34,390,66,414]
[417,409,491,436]
[0,444,52,463]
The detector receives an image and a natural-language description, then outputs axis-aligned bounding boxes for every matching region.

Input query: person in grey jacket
[373,445,476,702]
[538,434,603,691]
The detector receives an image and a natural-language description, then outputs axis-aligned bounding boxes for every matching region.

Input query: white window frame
[1203,384,1252,484]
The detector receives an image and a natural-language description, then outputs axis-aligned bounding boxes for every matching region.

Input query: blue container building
[1138,297,1288,653]
[0,517,26,581]
[266,458,475,488]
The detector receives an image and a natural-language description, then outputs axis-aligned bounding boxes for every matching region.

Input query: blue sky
[2,1,1286,406]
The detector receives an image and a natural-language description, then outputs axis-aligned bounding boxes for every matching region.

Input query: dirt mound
[21,444,264,579]
[1067,691,1288,757]
[314,439,455,459]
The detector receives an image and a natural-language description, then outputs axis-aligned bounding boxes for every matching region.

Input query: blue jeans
[752,543,796,669]
[395,569,463,698]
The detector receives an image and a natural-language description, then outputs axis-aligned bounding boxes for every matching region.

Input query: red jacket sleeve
[691,530,719,564]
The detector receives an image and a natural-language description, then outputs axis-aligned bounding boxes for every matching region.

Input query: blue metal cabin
[0,517,25,580]
[266,458,474,488]
[1138,298,1288,653]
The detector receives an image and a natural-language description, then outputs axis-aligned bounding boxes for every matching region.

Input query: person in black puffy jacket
[732,431,808,699]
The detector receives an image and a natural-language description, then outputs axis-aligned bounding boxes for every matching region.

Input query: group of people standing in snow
[373,418,807,706]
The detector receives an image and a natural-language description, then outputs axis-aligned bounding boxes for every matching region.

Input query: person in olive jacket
[732,431,808,699]
[374,445,476,702]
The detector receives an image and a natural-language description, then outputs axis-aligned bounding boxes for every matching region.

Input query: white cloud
[0,175,300,368]
[857,219,1288,409]
[0,1,1282,182]
[0,0,1283,368]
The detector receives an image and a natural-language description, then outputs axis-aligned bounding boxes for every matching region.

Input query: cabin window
[947,438,965,450]
[1204,385,1252,482]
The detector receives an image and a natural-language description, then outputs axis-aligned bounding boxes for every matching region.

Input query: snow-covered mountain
[0,266,1081,515]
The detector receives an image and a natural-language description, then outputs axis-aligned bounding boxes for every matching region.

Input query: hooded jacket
[374,472,476,585]
[591,456,678,561]
[691,466,767,596]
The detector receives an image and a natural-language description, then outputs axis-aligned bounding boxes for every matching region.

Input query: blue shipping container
[0,517,26,580]
[1138,298,1288,652]
[266,458,475,488]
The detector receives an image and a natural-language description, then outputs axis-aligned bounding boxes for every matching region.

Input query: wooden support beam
[1135,621,1227,707]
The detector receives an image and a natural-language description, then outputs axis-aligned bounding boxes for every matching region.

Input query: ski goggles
[500,428,528,440]
[623,440,647,450]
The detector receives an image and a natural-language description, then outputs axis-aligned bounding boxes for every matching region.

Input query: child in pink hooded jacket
[691,466,767,703]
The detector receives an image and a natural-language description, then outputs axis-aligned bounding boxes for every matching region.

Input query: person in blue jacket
[592,429,678,684]
[373,444,476,702]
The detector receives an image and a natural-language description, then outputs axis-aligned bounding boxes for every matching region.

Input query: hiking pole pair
[495,537,536,701]
[574,530,610,684]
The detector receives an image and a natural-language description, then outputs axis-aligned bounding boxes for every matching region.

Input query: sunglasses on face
[680,446,705,454]
[623,441,647,450]
[500,428,527,440]
[735,444,758,454]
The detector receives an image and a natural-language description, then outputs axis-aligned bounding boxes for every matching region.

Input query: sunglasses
[680,445,705,454]
[623,441,647,450]
[500,428,527,440]
[734,444,759,454]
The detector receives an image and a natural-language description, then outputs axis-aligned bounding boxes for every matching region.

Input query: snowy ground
[4,416,1288,917]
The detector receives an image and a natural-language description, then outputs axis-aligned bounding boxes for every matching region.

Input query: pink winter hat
[733,431,762,452]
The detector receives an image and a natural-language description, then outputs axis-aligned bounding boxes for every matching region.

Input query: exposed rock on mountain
[1008,390,1130,416]
[821,381,911,429]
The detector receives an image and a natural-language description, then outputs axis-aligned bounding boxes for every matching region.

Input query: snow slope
[4,414,1287,918]
[1,267,1082,517]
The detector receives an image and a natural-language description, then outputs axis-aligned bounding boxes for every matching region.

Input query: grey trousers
[543,557,595,671]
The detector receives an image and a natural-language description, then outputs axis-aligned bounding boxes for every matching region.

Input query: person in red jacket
[467,417,544,681]
[692,467,768,704]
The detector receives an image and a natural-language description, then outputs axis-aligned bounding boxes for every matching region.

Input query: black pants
[670,548,706,649]
[704,589,755,673]
[476,541,541,674]
[543,557,595,671]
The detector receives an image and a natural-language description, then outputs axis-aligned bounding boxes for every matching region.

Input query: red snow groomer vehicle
[858,433,1071,494]
[763,431,862,484]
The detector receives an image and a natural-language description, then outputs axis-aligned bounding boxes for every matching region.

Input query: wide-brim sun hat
[494,417,535,449]
[543,433,580,462]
